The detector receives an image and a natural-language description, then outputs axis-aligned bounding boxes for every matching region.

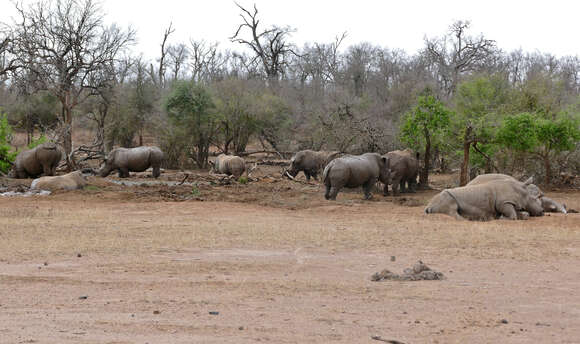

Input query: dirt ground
[1,167,580,343]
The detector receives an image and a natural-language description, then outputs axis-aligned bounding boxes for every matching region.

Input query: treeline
[0,1,579,184]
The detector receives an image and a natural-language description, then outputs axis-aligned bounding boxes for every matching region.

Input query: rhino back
[125,147,154,171]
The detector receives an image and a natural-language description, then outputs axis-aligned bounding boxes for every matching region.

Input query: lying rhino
[425,179,544,220]
[211,154,246,178]
[323,153,390,200]
[384,149,419,195]
[30,170,91,191]
[12,142,62,179]
[467,173,567,214]
[99,146,164,178]
[286,150,342,182]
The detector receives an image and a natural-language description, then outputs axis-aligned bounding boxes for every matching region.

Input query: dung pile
[371,260,445,281]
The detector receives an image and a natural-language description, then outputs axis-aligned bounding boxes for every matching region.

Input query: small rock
[500,319,508,324]
[77,253,82,258]
[209,311,219,315]
[390,256,396,262]
[153,310,160,314]
[43,262,48,266]
[78,295,88,300]
[238,326,244,330]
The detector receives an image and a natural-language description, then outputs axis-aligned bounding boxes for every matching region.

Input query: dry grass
[1,189,579,263]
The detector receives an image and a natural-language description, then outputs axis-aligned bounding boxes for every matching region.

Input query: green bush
[0,113,17,174]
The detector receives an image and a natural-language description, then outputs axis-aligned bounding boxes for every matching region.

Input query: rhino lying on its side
[425,179,544,220]
[30,170,91,191]
[286,150,342,182]
[211,154,246,178]
[468,173,567,214]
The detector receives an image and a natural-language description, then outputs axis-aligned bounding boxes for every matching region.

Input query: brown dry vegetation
[1,169,580,343]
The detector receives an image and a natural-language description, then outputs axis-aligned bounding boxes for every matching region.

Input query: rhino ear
[523,176,534,185]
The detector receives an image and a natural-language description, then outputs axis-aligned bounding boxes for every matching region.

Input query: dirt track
[1,171,580,343]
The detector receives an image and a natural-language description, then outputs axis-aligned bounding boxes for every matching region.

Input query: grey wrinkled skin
[286,150,341,182]
[468,173,566,213]
[12,143,62,179]
[99,146,164,178]
[322,153,390,200]
[425,179,544,221]
[30,170,90,191]
[212,154,246,178]
[383,149,419,196]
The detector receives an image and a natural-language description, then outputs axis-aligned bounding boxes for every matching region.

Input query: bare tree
[0,24,21,79]
[167,43,188,82]
[156,22,174,88]
[12,0,135,168]
[230,3,298,86]
[424,20,497,97]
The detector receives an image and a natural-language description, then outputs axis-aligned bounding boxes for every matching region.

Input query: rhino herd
[6,143,569,221]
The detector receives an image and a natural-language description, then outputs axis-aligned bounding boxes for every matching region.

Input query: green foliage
[497,112,580,154]
[27,135,47,149]
[0,113,17,174]
[399,94,451,151]
[496,113,538,152]
[212,79,260,154]
[535,115,580,153]
[238,176,248,184]
[164,81,217,168]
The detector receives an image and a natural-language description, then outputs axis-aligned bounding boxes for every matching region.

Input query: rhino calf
[425,179,544,221]
[286,150,341,182]
[323,153,390,200]
[211,154,246,178]
[12,143,62,179]
[99,146,164,178]
[384,148,419,196]
[30,170,90,191]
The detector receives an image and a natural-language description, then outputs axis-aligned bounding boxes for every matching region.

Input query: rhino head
[379,156,391,185]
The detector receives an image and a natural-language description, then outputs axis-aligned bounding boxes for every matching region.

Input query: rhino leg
[326,186,340,200]
[362,180,374,200]
[391,180,400,196]
[304,171,311,182]
[383,183,389,196]
[408,180,417,193]
[118,168,130,178]
[400,180,407,193]
[497,202,518,220]
[42,164,52,176]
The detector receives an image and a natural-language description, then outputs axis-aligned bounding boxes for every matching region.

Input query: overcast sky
[3,0,580,59]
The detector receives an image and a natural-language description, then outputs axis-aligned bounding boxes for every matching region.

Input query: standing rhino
[12,142,62,179]
[425,179,544,220]
[384,149,419,196]
[99,146,164,178]
[467,173,567,213]
[323,153,391,200]
[286,150,342,182]
[30,170,92,191]
[211,154,246,178]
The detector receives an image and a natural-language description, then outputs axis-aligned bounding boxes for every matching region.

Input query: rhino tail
[322,163,332,185]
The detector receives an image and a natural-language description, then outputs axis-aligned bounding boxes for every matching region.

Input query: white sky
[2,0,580,59]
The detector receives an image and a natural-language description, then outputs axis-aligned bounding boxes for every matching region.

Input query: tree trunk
[419,130,431,187]
[63,103,75,171]
[544,155,551,186]
[459,126,473,186]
